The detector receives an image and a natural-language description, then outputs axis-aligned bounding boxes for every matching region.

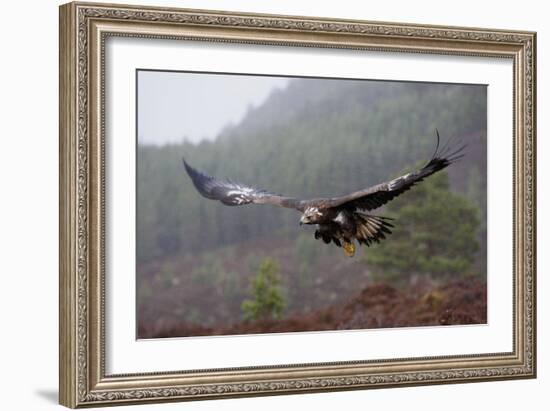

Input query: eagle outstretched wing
[184,131,464,213]
[323,130,466,211]
[183,159,300,209]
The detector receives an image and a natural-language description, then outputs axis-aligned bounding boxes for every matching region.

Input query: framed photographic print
[59,1,537,408]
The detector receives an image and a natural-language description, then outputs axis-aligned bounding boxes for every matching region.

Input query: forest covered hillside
[136,77,487,337]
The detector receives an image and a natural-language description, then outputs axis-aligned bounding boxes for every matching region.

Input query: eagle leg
[342,241,356,257]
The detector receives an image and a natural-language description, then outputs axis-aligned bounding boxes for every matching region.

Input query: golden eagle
[183,131,464,257]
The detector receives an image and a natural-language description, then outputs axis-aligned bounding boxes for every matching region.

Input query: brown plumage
[183,130,465,257]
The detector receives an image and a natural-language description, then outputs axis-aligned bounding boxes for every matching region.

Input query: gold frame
[59,1,536,408]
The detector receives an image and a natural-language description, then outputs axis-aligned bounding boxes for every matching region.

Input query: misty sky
[137,71,289,145]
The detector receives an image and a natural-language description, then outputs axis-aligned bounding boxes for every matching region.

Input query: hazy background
[138,70,289,144]
[136,72,487,338]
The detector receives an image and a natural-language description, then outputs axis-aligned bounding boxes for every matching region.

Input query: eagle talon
[342,241,356,257]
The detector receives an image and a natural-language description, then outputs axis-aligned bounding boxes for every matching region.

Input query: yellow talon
[342,241,356,257]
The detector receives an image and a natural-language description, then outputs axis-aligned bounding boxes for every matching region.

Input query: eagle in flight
[183,131,464,257]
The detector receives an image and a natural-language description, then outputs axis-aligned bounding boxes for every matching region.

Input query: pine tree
[365,171,480,285]
[241,258,286,321]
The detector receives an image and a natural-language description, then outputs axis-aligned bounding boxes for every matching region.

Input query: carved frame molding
[59,2,536,407]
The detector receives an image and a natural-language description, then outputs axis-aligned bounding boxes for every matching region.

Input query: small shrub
[241,258,285,321]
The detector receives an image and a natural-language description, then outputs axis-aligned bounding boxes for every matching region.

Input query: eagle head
[300,207,323,225]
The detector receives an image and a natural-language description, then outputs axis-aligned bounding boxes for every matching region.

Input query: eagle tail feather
[354,214,394,247]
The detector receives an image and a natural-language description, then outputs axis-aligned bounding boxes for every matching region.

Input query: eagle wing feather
[183,159,300,209]
[324,130,465,211]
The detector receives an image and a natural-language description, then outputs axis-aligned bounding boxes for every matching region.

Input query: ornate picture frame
[59,1,536,408]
